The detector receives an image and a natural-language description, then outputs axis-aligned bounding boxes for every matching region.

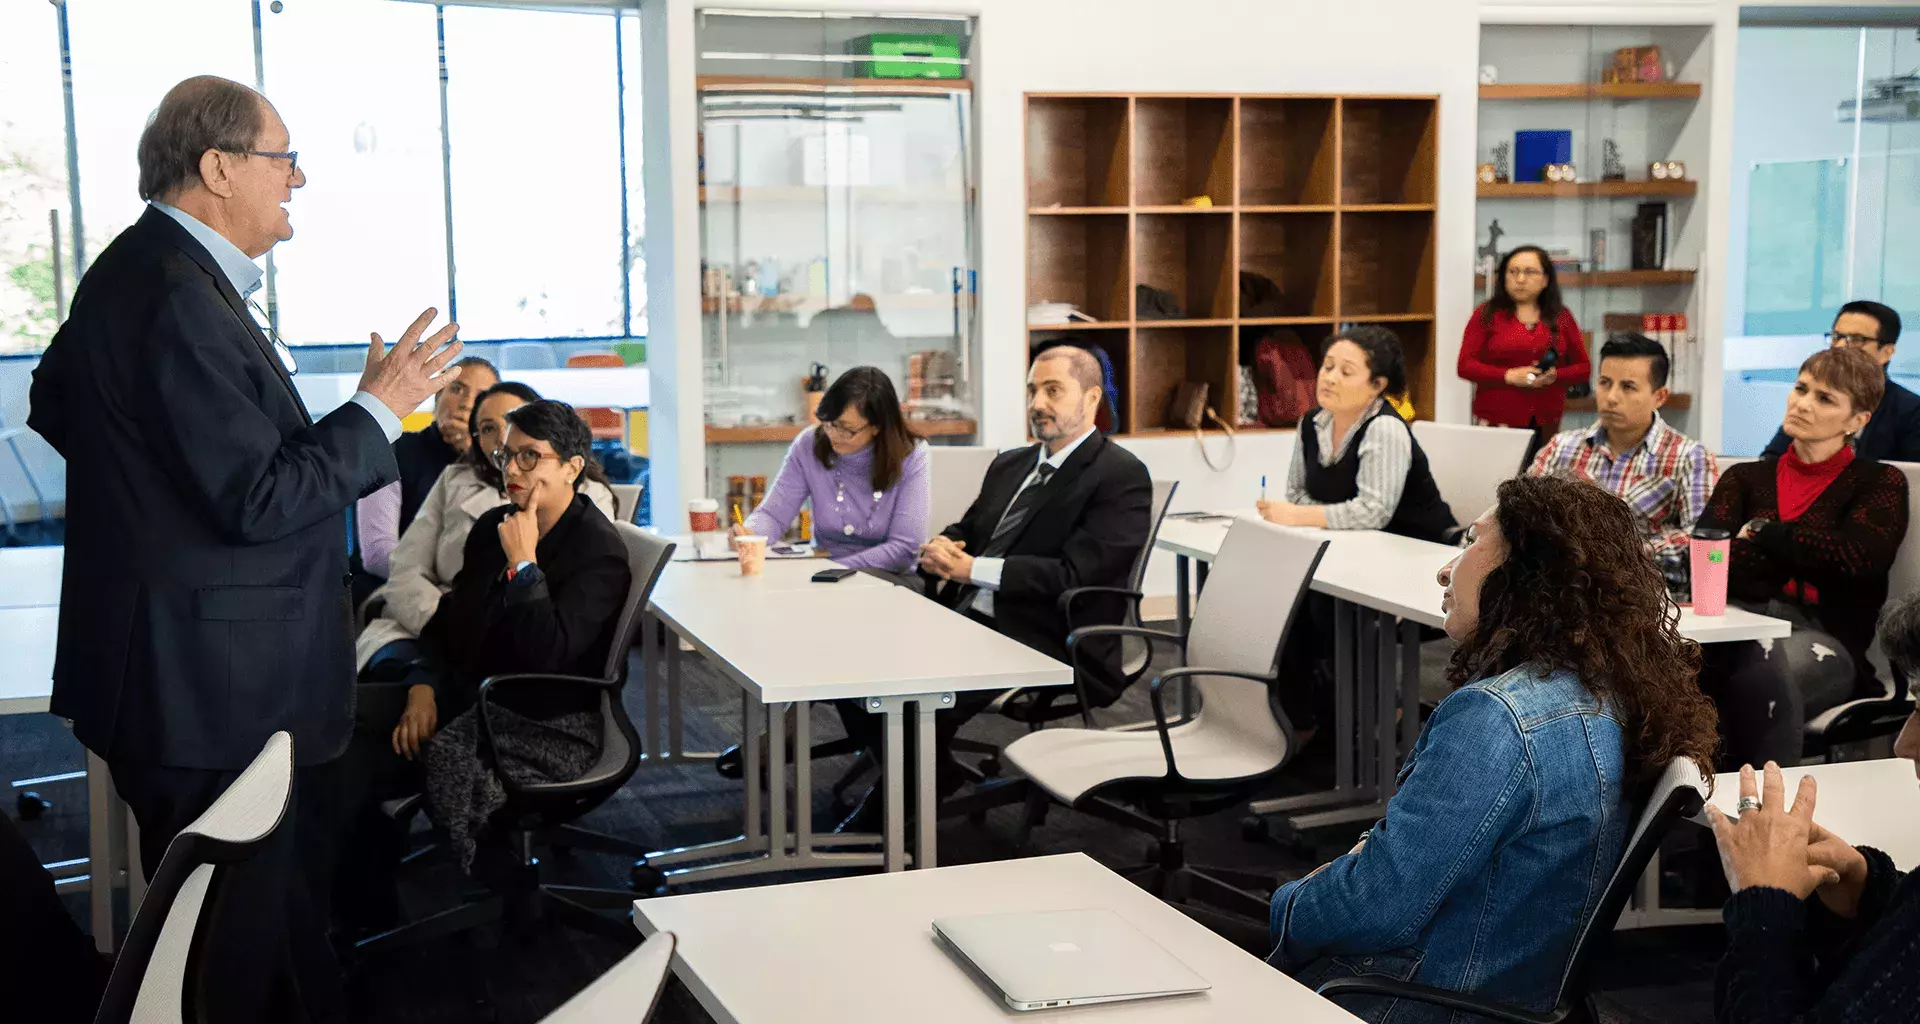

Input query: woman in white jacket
[356,382,619,677]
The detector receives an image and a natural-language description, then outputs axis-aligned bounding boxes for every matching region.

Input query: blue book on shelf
[1515,130,1573,183]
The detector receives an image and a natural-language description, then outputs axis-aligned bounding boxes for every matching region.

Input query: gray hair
[137,76,265,202]
[1033,345,1103,395]
[1880,590,1920,677]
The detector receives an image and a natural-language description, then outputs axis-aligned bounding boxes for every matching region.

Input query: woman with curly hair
[1268,474,1721,1023]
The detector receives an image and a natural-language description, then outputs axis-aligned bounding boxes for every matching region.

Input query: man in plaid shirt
[1528,334,1718,575]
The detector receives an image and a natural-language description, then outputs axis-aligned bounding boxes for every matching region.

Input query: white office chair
[0,412,50,543]
[538,931,676,1023]
[926,445,998,533]
[1318,757,1709,1022]
[610,483,642,524]
[1805,459,1920,760]
[1003,519,1327,919]
[94,732,295,1024]
[1410,421,1533,522]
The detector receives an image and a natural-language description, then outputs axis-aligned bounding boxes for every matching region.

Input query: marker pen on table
[1260,475,1267,502]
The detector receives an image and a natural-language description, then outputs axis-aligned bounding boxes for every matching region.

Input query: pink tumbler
[1689,528,1731,616]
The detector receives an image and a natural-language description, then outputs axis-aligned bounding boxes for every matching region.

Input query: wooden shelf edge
[1343,313,1435,323]
[1136,318,1236,328]
[1473,270,1697,289]
[1479,82,1702,101]
[1241,204,1337,213]
[1240,316,1336,326]
[1566,393,1693,412]
[1028,206,1128,215]
[1342,203,1437,212]
[1028,321,1132,331]
[707,419,978,444]
[1477,180,1698,199]
[1134,205,1232,214]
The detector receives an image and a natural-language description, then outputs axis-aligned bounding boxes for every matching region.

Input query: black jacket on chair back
[29,207,397,770]
[926,432,1152,706]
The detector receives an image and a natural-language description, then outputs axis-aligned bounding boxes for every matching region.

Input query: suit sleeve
[26,333,71,457]
[140,283,396,545]
[994,454,1152,605]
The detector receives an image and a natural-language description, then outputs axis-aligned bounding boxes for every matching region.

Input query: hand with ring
[1708,762,1844,900]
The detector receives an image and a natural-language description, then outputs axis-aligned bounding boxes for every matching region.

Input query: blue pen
[1260,474,1267,502]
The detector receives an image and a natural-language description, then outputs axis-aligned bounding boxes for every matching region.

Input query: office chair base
[1122,863,1274,921]
[542,823,652,860]
[353,893,506,956]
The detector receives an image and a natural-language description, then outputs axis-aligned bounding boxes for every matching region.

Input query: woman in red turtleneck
[1458,245,1589,444]
[1696,346,1910,767]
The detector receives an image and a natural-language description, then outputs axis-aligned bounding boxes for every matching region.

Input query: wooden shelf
[1477,180,1697,199]
[1478,82,1702,101]
[1026,93,1441,431]
[707,419,978,444]
[698,74,971,94]
[1474,269,1697,290]
[1565,393,1693,412]
[702,186,968,204]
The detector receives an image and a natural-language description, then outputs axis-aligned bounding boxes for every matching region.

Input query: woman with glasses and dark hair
[369,400,635,871]
[735,365,931,572]
[1458,244,1590,451]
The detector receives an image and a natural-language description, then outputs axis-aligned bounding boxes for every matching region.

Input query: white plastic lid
[688,498,719,513]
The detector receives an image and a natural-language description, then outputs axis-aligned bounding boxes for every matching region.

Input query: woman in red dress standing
[1458,245,1589,456]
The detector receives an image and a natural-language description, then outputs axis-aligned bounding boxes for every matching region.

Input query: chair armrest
[1065,625,1188,727]
[1145,667,1286,779]
[474,672,619,788]
[1057,585,1145,626]
[1315,977,1565,1024]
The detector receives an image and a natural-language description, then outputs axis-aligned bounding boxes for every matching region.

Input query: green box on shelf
[848,33,962,79]
[611,341,646,364]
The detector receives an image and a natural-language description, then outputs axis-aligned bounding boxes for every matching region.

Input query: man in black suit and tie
[835,347,1150,828]
[29,76,463,1021]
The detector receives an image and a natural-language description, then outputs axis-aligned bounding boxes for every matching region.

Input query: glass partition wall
[696,9,979,493]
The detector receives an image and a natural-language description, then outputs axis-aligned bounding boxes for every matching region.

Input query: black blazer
[419,494,632,723]
[927,433,1152,706]
[29,207,396,770]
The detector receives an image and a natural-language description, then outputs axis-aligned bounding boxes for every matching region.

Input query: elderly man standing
[29,76,461,1020]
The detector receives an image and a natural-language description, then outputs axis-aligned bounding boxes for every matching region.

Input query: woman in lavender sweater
[735,366,931,573]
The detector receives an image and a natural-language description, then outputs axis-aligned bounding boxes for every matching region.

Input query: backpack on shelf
[1252,329,1316,427]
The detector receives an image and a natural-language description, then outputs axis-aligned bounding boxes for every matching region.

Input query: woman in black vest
[1258,324,1457,542]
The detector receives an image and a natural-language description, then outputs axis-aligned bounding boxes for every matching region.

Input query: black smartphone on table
[812,567,859,583]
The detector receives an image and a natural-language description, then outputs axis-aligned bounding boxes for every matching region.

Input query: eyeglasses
[819,417,872,441]
[1505,267,1546,280]
[491,446,564,473]
[233,149,299,174]
[1826,331,1882,347]
[245,299,298,376]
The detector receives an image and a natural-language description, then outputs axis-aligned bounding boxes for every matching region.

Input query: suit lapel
[143,207,311,426]
[990,432,1104,556]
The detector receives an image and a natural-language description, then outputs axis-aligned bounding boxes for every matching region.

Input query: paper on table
[1697,758,1920,871]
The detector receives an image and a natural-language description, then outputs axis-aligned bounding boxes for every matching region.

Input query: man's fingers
[419,327,463,370]
[1762,762,1788,815]
[1791,773,1819,823]
[367,331,387,365]
[397,308,438,349]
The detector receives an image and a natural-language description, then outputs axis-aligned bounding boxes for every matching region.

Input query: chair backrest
[927,445,998,533]
[97,733,296,1024]
[1873,461,1920,694]
[611,483,643,524]
[1552,757,1708,1010]
[1410,421,1533,523]
[538,931,676,1023]
[1186,520,1327,756]
[1130,480,1179,592]
[566,352,625,368]
[1716,454,1759,473]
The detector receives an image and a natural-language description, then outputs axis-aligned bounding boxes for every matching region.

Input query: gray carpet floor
[2,632,1724,1023]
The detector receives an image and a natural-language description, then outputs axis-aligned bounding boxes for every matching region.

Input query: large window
[1,0,644,353]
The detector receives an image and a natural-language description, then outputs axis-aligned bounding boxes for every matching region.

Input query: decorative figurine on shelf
[1649,160,1687,181]
[1479,64,1499,85]
[1478,163,1496,185]
[1544,162,1577,183]
[1603,139,1626,181]
[1492,141,1511,184]
[1477,219,1506,301]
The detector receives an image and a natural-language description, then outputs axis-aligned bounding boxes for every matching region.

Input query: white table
[1704,758,1920,870]
[293,364,650,417]
[0,545,61,609]
[641,558,1071,883]
[633,852,1361,1024]
[0,605,140,954]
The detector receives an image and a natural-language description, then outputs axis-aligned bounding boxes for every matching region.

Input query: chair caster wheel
[17,792,49,820]
[630,861,667,895]
[1240,816,1268,843]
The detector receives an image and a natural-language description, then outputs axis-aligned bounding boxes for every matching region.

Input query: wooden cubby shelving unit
[1025,93,1439,435]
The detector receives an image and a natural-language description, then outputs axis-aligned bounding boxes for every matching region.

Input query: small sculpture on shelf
[1491,141,1511,184]
[1477,163,1496,185]
[1477,220,1506,301]
[1602,140,1626,182]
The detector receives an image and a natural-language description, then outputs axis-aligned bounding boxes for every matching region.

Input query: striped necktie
[981,463,1055,558]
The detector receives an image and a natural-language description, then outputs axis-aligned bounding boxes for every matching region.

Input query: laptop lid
[932,908,1210,1011]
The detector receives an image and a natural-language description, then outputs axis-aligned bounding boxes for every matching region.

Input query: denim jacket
[1268,663,1629,1024]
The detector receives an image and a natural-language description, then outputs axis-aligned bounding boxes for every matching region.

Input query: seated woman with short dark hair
[393,400,632,869]
[1696,345,1910,767]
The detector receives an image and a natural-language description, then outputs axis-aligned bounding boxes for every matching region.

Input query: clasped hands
[1503,365,1558,389]
[918,535,974,584]
[1709,762,1870,918]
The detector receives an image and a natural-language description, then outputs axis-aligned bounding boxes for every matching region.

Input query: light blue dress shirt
[968,424,1097,616]
[149,201,402,443]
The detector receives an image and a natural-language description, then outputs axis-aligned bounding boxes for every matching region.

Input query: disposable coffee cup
[689,498,724,557]
[735,535,768,576]
[1689,527,1731,616]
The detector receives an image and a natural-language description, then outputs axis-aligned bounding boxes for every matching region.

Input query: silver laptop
[932,908,1211,1012]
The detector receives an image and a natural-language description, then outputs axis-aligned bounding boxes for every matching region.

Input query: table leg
[1397,619,1421,787]
[1376,612,1398,801]
[916,696,946,870]
[666,619,686,761]
[881,698,905,872]
[1248,599,1388,825]
[86,749,113,954]
[646,616,665,760]
[794,701,813,860]
[1355,610,1377,793]
[125,808,144,914]
[765,701,788,865]
[1334,600,1355,793]
[1174,554,1192,636]
[742,690,762,844]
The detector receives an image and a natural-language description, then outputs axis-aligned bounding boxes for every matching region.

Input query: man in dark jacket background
[29,75,462,1022]
[1762,300,1920,463]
